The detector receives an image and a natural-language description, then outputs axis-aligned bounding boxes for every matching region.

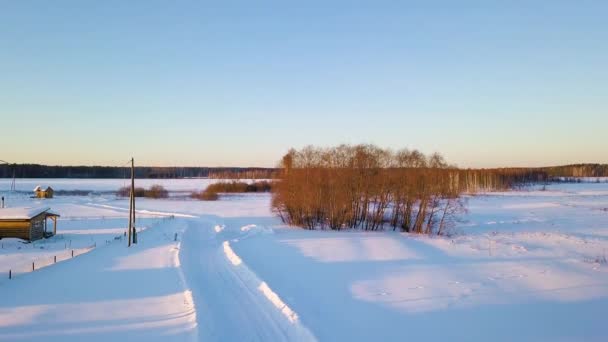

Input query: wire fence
[0,242,97,282]
[0,215,175,283]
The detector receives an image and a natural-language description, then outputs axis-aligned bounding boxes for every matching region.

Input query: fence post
[174,233,178,241]
[32,262,35,271]
[9,270,11,279]
[71,250,74,258]
[54,255,57,263]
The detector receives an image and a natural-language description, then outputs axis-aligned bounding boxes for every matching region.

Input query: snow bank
[222,241,242,266]
[258,281,299,324]
[240,224,274,236]
[221,240,316,341]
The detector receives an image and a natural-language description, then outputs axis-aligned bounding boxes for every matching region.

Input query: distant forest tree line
[0,162,604,180]
[0,165,276,179]
[271,145,607,234]
[208,169,277,179]
[542,164,608,178]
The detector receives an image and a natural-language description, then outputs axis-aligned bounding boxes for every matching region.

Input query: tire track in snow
[222,241,306,326]
[180,219,316,342]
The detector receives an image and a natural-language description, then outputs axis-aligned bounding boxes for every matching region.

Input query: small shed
[34,186,54,199]
[0,207,60,241]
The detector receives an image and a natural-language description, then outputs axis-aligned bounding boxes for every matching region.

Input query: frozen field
[0,181,607,341]
[0,178,216,193]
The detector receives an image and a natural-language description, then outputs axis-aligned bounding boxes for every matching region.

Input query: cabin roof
[34,185,53,192]
[0,207,52,220]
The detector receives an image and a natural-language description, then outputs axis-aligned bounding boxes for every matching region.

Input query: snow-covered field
[0,180,607,341]
[1,178,216,193]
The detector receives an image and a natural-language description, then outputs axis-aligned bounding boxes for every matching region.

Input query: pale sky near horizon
[1,1,606,168]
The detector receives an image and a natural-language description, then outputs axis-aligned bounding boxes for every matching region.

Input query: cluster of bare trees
[191,181,274,201]
[454,168,547,192]
[272,145,548,235]
[117,185,169,199]
[543,164,608,178]
[205,181,273,193]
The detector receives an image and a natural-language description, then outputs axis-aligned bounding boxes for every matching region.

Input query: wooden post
[54,255,57,263]
[9,270,11,279]
[32,262,34,271]
[71,250,74,258]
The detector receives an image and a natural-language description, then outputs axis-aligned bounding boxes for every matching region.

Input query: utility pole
[128,158,134,247]
[131,158,137,244]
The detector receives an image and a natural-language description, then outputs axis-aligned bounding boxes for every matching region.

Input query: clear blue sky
[1,1,606,167]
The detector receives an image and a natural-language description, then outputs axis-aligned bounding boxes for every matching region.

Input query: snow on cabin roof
[0,207,51,220]
[34,185,42,191]
[46,209,60,217]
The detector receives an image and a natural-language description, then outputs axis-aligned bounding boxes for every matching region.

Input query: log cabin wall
[0,220,31,240]
[0,214,46,241]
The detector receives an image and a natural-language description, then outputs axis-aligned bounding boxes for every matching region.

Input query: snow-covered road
[180,218,315,341]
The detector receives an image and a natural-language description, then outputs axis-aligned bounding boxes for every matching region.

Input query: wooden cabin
[0,207,60,241]
[34,186,54,199]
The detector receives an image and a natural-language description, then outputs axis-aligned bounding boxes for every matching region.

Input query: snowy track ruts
[179,219,316,342]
